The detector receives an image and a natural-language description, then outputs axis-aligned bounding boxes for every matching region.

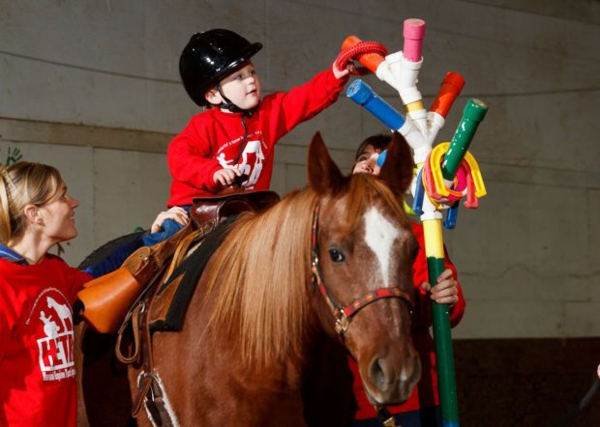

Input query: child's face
[352,144,382,175]
[209,62,261,111]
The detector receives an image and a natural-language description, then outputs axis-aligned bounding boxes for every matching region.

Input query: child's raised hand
[421,268,459,305]
[213,167,243,187]
[333,61,353,79]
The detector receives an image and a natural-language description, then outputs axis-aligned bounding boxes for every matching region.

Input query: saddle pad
[149,216,237,333]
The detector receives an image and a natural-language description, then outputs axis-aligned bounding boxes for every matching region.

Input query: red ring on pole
[335,41,388,76]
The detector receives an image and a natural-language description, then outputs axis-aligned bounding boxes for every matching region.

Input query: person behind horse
[349,134,466,427]
[0,162,187,427]
[164,28,352,214]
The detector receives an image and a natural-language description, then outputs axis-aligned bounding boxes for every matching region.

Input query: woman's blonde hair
[0,162,63,244]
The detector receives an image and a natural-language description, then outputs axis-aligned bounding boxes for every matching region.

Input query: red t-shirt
[167,67,348,207]
[0,255,91,427]
[350,222,466,419]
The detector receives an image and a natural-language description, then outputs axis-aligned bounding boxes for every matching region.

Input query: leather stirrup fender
[78,223,195,333]
[78,247,154,333]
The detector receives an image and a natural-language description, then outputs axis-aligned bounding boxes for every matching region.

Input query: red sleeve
[167,114,223,193]
[411,223,466,329]
[57,258,94,304]
[264,66,349,141]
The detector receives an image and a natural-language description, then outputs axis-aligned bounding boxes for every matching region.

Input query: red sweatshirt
[0,255,91,427]
[350,222,466,419]
[167,67,348,207]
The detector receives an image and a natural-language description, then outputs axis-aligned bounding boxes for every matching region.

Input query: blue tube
[346,79,406,131]
[376,149,388,167]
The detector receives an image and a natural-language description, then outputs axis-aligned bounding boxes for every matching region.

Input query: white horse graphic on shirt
[217,140,264,187]
[46,296,71,332]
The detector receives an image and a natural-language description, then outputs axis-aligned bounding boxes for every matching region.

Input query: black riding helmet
[179,29,263,108]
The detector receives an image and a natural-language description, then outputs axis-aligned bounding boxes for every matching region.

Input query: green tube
[427,256,460,426]
[441,99,488,180]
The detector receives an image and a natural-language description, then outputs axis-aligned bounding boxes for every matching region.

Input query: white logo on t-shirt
[217,139,265,188]
[33,292,76,381]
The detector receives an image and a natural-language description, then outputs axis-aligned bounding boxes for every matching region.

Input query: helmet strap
[216,84,258,117]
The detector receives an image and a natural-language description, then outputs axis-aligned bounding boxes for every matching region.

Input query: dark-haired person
[350,134,466,427]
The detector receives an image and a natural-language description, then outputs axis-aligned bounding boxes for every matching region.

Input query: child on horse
[165,28,352,209]
[349,134,466,427]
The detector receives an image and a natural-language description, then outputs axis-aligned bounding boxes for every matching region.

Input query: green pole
[428,250,460,425]
[441,99,488,180]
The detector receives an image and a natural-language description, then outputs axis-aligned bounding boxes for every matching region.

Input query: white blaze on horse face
[364,207,399,288]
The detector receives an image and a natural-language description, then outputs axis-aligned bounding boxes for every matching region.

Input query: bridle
[310,203,414,338]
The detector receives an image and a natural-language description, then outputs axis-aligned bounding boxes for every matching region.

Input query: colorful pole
[347,78,488,427]
[425,100,487,427]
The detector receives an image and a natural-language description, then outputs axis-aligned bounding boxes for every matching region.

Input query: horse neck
[200,189,319,369]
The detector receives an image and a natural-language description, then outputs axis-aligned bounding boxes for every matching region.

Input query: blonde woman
[0,162,187,426]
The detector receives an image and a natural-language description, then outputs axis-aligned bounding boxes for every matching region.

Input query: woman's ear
[23,204,43,226]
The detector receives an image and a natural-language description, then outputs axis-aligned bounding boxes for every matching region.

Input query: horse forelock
[202,189,318,368]
[340,173,410,235]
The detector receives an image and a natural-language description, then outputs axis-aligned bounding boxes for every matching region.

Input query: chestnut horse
[83,132,421,426]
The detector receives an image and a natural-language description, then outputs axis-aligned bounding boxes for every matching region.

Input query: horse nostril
[369,358,390,392]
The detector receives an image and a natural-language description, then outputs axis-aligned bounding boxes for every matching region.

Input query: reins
[310,203,413,338]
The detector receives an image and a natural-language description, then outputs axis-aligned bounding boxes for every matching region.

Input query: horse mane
[201,174,409,368]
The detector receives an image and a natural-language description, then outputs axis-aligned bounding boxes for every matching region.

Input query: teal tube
[427,256,459,426]
[441,99,488,180]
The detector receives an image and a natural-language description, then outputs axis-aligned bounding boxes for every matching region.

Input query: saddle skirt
[149,190,280,332]
[118,190,280,342]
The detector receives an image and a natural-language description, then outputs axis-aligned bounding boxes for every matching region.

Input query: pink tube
[403,19,426,62]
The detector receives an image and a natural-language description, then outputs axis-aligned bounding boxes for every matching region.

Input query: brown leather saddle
[190,189,281,225]
[114,190,280,423]
[148,190,281,331]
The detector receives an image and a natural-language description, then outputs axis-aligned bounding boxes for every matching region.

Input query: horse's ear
[379,132,415,195]
[308,132,344,195]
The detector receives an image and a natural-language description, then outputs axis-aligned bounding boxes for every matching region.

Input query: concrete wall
[1,0,599,341]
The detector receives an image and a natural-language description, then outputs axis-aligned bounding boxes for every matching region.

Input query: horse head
[307,131,421,405]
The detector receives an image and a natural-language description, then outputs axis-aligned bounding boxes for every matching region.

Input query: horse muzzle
[363,350,422,405]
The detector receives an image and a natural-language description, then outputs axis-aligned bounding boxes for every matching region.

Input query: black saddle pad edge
[150,215,238,333]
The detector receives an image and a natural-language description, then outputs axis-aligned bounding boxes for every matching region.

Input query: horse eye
[329,249,345,263]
